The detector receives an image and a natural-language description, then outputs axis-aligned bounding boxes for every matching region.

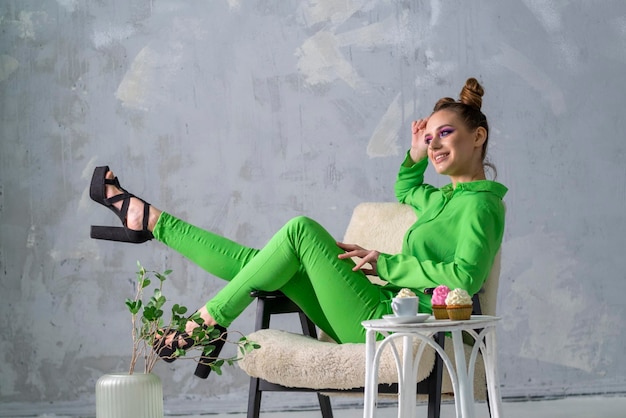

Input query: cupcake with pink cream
[431,285,450,319]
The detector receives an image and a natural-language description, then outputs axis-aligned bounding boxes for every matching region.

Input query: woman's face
[423,109,484,183]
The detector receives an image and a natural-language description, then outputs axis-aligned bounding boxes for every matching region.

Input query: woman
[90,77,507,378]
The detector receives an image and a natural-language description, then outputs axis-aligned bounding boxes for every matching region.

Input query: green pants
[152,213,393,343]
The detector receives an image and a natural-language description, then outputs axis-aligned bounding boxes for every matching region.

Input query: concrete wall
[1,0,626,413]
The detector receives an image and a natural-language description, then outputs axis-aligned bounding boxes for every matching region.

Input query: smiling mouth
[433,153,449,163]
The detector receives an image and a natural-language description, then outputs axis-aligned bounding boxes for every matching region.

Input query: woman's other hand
[336,242,380,276]
[410,118,429,163]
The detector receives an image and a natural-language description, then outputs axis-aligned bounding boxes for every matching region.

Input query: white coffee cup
[391,296,418,317]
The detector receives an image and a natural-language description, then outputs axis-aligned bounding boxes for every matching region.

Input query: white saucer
[383,314,430,324]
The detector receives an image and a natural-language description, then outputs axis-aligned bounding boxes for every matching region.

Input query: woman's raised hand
[410,118,429,163]
[336,242,380,276]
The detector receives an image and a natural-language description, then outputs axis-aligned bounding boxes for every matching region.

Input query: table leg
[451,329,475,418]
[397,335,417,418]
[363,329,377,418]
[484,328,503,418]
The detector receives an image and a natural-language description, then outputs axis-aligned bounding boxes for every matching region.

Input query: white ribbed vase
[96,373,163,418]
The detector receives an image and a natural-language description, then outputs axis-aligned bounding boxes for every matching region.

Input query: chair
[238,202,501,418]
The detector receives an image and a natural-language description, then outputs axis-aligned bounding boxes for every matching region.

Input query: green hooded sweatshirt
[377,153,508,313]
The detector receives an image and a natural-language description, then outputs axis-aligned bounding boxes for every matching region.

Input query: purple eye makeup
[424,126,455,145]
[439,127,455,137]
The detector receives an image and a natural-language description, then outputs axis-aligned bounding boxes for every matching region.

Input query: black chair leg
[318,393,333,418]
[247,377,262,418]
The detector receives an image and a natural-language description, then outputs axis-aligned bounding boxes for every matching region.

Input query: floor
[179,395,626,418]
[3,394,624,418]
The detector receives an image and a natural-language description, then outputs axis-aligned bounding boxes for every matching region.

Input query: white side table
[362,315,502,418]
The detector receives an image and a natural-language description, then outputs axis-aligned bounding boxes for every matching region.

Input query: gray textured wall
[2,0,626,414]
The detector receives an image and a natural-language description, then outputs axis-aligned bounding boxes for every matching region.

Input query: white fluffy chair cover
[239,329,486,398]
[240,329,435,390]
[238,203,493,399]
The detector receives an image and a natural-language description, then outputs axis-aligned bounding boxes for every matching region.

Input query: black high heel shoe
[194,325,228,379]
[152,324,228,378]
[89,165,154,243]
[153,330,194,363]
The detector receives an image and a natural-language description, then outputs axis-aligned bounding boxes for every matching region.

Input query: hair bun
[459,77,484,110]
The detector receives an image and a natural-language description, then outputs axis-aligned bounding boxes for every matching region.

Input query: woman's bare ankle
[185,306,218,335]
[104,170,160,232]
[148,206,162,231]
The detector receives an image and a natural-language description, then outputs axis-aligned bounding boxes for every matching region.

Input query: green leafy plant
[125,261,260,374]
